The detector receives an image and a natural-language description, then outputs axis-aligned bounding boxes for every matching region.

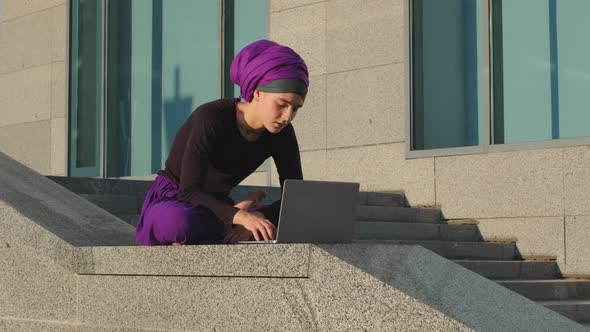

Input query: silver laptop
[238,179,360,244]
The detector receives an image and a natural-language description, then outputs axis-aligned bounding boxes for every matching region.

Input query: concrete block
[301,245,471,331]
[51,5,66,62]
[0,242,76,321]
[327,63,405,148]
[76,246,472,331]
[326,0,404,73]
[270,0,324,13]
[565,215,590,275]
[475,216,565,267]
[76,244,310,277]
[326,142,435,206]
[51,117,66,176]
[0,120,51,174]
[0,202,103,273]
[0,64,51,127]
[77,275,315,331]
[0,151,137,250]
[435,148,564,219]
[0,9,53,73]
[0,0,64,22]
[270,2,326,76]
[564,146,590,216]
[51,60,66,118]
[315,244,585,331]
[293,75,326,151]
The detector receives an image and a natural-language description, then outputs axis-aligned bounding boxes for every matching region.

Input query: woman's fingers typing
[232,210,277,241]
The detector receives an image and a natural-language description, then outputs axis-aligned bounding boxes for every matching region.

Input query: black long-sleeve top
[157,97,303,226]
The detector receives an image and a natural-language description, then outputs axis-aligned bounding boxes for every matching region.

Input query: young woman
[135,39,309,245]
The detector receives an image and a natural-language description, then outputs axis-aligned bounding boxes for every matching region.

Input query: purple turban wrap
[230,39,310,102]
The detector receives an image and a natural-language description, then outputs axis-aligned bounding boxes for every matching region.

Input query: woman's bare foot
[172,242,182,246]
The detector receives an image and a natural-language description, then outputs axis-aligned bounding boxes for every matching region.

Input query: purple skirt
[135,174,269,245]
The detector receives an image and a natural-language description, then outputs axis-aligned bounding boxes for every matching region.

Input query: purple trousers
[135,174,269,246]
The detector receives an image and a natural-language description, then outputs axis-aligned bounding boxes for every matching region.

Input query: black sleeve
[176,110,240,227]
[257,124,303,224]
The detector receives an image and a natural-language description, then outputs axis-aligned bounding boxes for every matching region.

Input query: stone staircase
[46,175,590,328]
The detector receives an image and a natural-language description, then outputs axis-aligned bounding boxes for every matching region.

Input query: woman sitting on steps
[135,39,309,246]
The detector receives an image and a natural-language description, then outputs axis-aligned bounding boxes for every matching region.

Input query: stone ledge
[75,244,311,278]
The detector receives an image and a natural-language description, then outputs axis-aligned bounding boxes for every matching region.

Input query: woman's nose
[282,108,295,124]
[281,111,292,125]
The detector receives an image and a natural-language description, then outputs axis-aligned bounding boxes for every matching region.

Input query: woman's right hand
[232,210,276,241]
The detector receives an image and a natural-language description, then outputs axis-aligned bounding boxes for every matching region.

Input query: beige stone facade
[0,0,589,275]
[266,0,590,276]
[0,0,67,175]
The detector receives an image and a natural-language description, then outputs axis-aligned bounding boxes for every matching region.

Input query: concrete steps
[452,260,559,280]
[493,277,590,326]
[79,194,143,216]
[44,175,590,327]
[354,221,482,241]
[119,215,483,242]
[497,280,590,301]
[538,300,590,324]
[354,239,516,260]
[355,205,442,223]
[118,214,140,226]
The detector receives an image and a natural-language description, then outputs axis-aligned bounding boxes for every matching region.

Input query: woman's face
[253,90,304,133]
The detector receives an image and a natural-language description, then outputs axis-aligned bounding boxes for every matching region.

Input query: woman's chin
[268,123,283,133]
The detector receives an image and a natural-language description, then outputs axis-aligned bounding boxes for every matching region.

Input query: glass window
[69,0,269,177]
[492,0,590,144]
[223,0,269,98]
[411,0,486,150]
[105,0,220,177]
[69,0,102,177]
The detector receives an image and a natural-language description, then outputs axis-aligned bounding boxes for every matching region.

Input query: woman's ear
[253,89,261,102]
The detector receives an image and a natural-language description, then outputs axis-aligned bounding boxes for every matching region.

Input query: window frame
[405,0,590,160]
[66,0,273,182]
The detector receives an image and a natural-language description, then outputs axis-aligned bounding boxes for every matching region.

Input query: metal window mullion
[99,0,107,178]
[483,0,491,152]
[405,0,413,156]
[69,0,79,176]
[219,0,223,99]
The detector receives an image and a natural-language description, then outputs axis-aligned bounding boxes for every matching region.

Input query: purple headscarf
[230,39,309,102]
